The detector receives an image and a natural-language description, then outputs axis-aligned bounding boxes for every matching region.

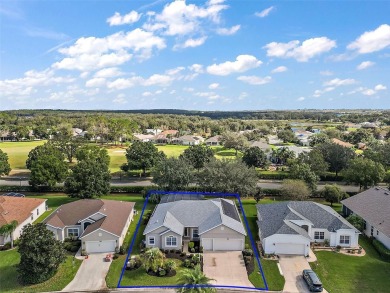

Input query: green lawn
[311,237,390,293]
[157,144,188,157]
[106,147,127,172]
[0,249,82,292]
[240,198,285,290]
[0,141,45,170]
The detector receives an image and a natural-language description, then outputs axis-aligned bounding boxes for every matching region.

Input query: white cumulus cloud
[297,97,305,101]
[271,66,287,73]
[323,78,357,87]
[107,11,141,26]
[207,55,262,76]
[375,84,387,91]
[175,36,207,49]
[216,25,240,35]
[264,37,336,62]
[357,61,375,70]
[348,24,390,54]
[208,83,219,89]
[255,6,274,18]
[237,75,271,85]
[85,77,106,87]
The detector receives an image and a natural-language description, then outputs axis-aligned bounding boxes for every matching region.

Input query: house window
[37,209,39,216]
[371,226,374,236]
[166,236,177,247]
[340,235,350,244]
[192,229,199,238]
[31,214,34,220]
[148,236,155,246]
[68,228,79,237]
[314,231,325,240]
[377,230,379,236]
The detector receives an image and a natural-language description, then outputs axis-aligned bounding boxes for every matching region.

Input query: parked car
[302,269,323,292]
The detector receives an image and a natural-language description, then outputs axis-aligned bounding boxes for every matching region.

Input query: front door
[184,228,189,237]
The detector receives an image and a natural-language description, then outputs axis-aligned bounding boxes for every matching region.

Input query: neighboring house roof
[205,135,222,143]
[161,130,179,136]
[251,141,271,150]
[178,135,204,142]
[133,134,155,140]
[275,145,311,156]
[256,201,358,240]
[0,196,46,227]
[331,138,354,148]
[160,193,204,203]
[144,199,246,236]
[341,187,390,237]
[44,199,134,238]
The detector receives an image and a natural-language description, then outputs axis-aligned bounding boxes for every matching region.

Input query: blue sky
[1,0,390,110]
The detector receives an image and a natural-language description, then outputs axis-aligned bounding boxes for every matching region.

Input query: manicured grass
[240,198,285,290]
[157,144,188,157]
[106,147,127,172]
[0,249,82,292]
[311,237,390,293]
[0,141,45,170]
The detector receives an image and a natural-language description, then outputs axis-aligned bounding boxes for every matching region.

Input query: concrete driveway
[62,253,112,292]
[278,255,311,293]
[203,251,253,288]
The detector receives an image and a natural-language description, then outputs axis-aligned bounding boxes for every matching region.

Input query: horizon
[1,0,390,110]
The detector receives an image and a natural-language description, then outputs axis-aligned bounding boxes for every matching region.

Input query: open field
[0,141,45,170]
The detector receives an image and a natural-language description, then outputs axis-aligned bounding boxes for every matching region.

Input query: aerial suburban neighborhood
[1,0,390,292]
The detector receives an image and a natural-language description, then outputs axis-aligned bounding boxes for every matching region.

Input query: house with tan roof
[0,195,47,245]
[44,199,135,253]
[331,138,354,148]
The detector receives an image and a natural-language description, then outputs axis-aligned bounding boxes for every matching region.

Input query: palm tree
[0,220,18,248]
[177,265,216,293]
[142,247,165,273]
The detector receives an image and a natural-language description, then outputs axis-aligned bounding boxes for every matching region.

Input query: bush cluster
[373,239,390,262]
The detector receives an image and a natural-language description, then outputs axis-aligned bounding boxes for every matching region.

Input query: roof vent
[385,192,389,195]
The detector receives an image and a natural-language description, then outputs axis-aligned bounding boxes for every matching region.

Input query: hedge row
[373,239,390,262]
[257,171,345,182]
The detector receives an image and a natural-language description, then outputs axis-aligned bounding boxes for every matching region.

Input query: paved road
[0,177,362,192]
[62,253,112,292]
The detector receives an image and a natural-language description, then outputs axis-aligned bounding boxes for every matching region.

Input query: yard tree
[142,247,165,273]
[281,179,311,201]
[321,185,345,206]
[220,132,249,155]
[196,159,257,197]
[347,214,365,232]
[124,141,166,176]
[315,142,355,176]
[180,144,214,170]
[385,172,390,190]
[277,129,296,143]
[289,163,319,192]
[271,147,295,165]
[0,220,18,248]
[152,157,194,191]
[364,142,390,169]
[0,149,11,176]
[297,150,329,176]
[343,157,385,190]
[64,145,111,198]
[345,129,373,145]
[50,136,85,163]
[242,147,269,169]
[26,143,68,188]
[177,265,216,293]
[17,223,66,285]
[309,133,330,147]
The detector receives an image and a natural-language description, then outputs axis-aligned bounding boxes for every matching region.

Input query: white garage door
[202,239,213,250]
[275,243,305,255]
[210,239,243,251]
[85,240,116,253]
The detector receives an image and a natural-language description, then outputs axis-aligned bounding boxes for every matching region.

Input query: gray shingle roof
[256,201,358,240]
[143,198,246,236]
[341,187,390,236]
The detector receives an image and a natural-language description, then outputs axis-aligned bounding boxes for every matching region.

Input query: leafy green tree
[347,214,365,232]
[0,220,18,248]
[242,147,269,169]
[297,150,329,176]
[64,145,111,198]
[50,136,85,163]
[289,163,319,192]
[26,144,68,188]
[197,159,257,197]
[177,265,216,293]
[281,179,311,201]
[271,147,295,165]
[321,185,344,206]
[315,142,355,176]
[309,133,330,147]
[180,145,214,170]
[124,141,166,176]
[0,149,11,176]
[17,223,66,285]
[277,129,296,143]
[385,172,390,190]
[152,157,194,191]
[221,132,249,155]
[345,129,373,145]
[364,142,390,169]
[143,247,165,273]
[343,158,385,190]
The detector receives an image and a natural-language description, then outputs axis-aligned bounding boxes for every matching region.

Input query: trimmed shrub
[183,259,191,268]
[164,259,177,271]
[243,249,253,257]
[373,239,390,261]
[159,269,166,276]
[188,242,195,249]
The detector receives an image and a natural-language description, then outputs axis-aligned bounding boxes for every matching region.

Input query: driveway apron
[62,253,112,292]
[203,251,253,288]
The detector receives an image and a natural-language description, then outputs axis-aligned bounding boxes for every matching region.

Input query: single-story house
[176,135,204,146]
[331,138,354,148]
[0,195,47,245]
[133,134,155,142]
[146,128,162,135]
[275,145,311,157]
[342,187,390,249]
[144,198,247,251]
[257,201,359,255]
[251,141,272,153]
[205,135,222,146]
[44,199,134,253]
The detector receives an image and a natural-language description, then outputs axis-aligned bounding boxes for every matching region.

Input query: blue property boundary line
[117,190,268,291]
